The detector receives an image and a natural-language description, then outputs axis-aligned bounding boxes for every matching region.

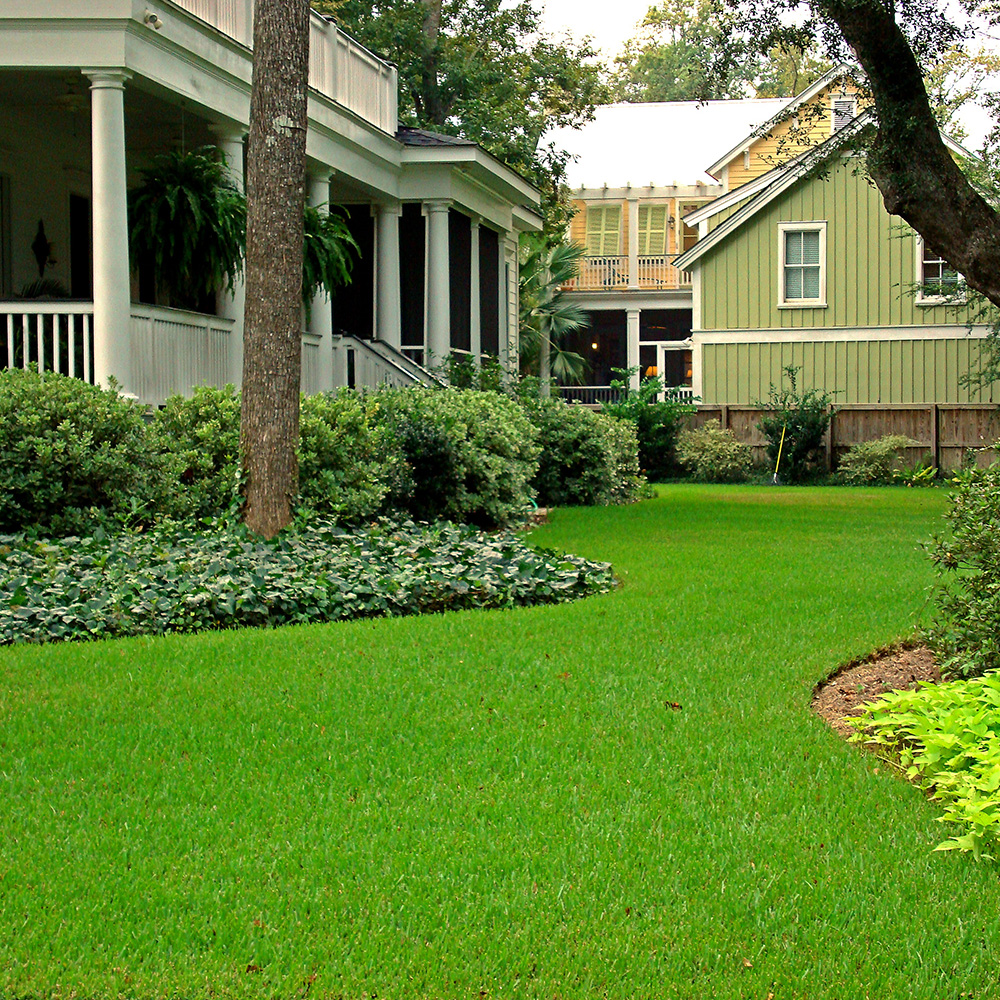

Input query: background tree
[241,0,311,538]
[610,0,832,102]
[314,0,607,241]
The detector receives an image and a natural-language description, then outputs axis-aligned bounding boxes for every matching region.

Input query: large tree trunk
[241,0,310,538]
[820,0,1000,307]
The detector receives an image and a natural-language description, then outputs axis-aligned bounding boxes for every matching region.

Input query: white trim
[692,323,990,346]
[778,221,827,308]
[914,233,966,306]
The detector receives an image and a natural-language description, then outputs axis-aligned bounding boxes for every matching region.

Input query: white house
[0,1,542,404]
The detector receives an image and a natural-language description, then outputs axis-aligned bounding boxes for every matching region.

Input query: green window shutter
[586,206,621,256]
[637,205,668,255]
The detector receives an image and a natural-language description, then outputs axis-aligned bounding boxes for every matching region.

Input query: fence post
[826,406,835,471]
[930,403,940,470]
[720,404,729,430]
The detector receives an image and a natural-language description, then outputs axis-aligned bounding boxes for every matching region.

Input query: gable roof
[675,112,978,271]
[704,63,859,179]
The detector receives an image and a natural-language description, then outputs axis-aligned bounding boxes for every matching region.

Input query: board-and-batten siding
[696,156,999,405]
[701,338,1000,405]
[699,158,974,331]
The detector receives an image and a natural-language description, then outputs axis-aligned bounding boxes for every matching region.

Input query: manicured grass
[3,485,998,999]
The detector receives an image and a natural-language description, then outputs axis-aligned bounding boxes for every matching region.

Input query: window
[778,222,827,307]
[679,202,702,253]
[832,97,857,133]
[916,235,962,304]
[585,205,621,256]
[637,205,668,255]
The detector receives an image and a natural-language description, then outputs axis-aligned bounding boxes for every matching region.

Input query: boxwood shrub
[377,387,540,528]
[525,398,643,507]
[0,369,166,535]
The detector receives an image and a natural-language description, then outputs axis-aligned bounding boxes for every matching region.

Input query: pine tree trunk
[241,0,310,538]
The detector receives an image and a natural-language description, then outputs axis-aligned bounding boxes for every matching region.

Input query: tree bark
[241,0,310,538]
[820,0,1000,307]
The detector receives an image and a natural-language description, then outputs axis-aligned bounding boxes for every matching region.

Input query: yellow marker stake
[772,425,787,484]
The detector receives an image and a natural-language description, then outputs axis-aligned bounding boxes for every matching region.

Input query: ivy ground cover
[4,486,1000,999]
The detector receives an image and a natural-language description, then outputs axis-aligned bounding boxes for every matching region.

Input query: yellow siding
[723,83,863,191]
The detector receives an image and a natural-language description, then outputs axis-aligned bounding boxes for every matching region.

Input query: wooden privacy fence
[690,403,1000,472]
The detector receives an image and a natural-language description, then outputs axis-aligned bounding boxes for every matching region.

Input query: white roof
[547,99,789,189]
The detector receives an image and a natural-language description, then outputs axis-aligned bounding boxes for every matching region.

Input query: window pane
[802,265,821,299]
[786,268,803,300]
[785,231,803,265]
[801,230,820,264]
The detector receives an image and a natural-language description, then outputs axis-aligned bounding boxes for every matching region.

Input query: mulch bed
[812,644,941,739]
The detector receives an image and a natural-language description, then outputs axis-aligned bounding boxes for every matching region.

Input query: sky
[537,0,652,59]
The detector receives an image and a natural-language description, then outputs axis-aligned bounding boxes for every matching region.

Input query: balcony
[171,0,398,133]
[563,255,693,292]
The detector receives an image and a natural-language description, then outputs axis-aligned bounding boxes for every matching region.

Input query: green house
[674,110,999,406]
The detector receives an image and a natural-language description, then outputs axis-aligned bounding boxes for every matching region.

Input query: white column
[502,235,518,372]
[627,197,640,290]
[469,217,481,359]
[423,199,451,368]
[86,69,132,393]
[375,201,402,350]
[308,170,335,393]
[212,125,246,387]
[627,308,641,390]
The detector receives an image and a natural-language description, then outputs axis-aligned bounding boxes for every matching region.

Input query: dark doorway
[448,209,471,353]
[399,203,425,357]
[562,310,622,386]
[479,227,500,356]
[69,193,92,300]
[331,205,374,339]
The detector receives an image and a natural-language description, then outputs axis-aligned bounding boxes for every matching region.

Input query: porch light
[591,341,598,351]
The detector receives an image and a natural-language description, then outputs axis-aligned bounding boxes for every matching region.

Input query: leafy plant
[603,370,696,481]
[924,463,1000,679]
[0,517,615,645]
[837,434,921,485]
[302,203,357,310]
[676,419,753,482]
[518,239,591,388]
[756,365,835,482]
[128,147,246,309]
[850,673,1000,860]
[524,398,643,506]
[0,369,166,535]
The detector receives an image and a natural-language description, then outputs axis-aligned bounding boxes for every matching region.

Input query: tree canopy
[609,0,834,102]
[315,0,608,237]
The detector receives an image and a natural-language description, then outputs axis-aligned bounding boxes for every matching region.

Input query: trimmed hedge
[0,368,166,535]
[676,419,753,483]
[525,398,642,506]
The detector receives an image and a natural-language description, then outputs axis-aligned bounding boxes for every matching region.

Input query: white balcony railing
[2,302,95,382]
[564,255,693,292]
[171,1,398,133]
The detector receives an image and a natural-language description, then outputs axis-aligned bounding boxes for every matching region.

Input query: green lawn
[3,485,998,999]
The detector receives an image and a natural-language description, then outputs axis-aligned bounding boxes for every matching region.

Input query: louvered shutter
[585,206,621,256]
[637,205,668,255]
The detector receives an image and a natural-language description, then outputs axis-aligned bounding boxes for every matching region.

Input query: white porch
[0,1,541,403]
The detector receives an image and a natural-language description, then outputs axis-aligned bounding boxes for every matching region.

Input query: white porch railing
[1,303,95,382]
[130,305,233,406]
[559,384,695,405]
[564,255,693,291]
[170,1,398,134]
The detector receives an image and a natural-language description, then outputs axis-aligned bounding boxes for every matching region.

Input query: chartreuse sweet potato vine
[850,675,1000,860]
